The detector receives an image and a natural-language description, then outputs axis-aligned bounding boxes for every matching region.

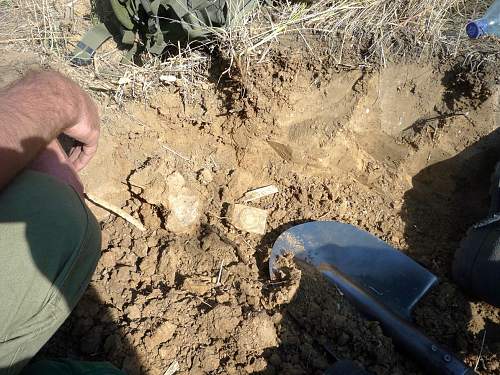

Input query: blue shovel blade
[270,221,438,320]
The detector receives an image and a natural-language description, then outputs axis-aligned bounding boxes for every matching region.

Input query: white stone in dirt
[197,168,213,185]
[166,187,200,233]
[166,171,201,233]
[166,171,186,191]
[130,168,202,233]
[229,204,268,235]
[159,74,177,84]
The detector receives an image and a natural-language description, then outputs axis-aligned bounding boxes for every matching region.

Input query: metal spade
[269,221,476,375]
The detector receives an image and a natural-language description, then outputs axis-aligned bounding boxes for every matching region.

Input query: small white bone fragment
[242,185,279,202]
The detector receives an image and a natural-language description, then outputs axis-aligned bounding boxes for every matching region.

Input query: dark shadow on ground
[402,128,500,275]
[401,127,500,373]
[0,139,141,374]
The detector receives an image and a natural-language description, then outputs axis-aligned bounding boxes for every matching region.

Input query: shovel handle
[322,264,477,375]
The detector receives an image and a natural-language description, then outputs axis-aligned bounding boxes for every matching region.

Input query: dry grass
[1,0,497,102]
[219,0,498,64]
[76,47,210,104]
[0,1,35,47]
[167,0,499,73]
[1,0,211,103]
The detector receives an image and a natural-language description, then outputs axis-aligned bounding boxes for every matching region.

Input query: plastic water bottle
[466,0,500,38]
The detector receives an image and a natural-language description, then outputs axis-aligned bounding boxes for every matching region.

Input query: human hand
[0,70,100,189]
[29,139,84,196]
[63,89,100,171]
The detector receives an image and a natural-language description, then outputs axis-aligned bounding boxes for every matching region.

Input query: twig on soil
[474,328,487,371]
[164,360,180,375]
[216,260,224,285]
[84,193,146,232]
[125,181,145,190]
[404,112,476,133]
[196,296,213,308]
[162,144,192,163]
[206,212,228,220]
[238,234,254,249]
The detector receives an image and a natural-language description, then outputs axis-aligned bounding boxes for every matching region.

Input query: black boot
[453,162,500,307]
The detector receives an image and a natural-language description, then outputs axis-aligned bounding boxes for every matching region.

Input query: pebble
[182,277,212,295]
[100,252,116,268]
[125,305,142,320]
[197,168,213,185]
[145,320,177,348]
[166,187,201,233]
[216,293,230,303]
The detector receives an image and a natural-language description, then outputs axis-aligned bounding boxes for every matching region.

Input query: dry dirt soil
[1,32,500,375]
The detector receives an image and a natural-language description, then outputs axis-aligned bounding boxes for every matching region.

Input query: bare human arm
[0,70,99,190]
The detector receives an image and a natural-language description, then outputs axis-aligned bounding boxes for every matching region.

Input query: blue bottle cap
[466,19,488,38]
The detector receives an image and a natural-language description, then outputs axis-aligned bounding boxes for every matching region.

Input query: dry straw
[2,0,211,102]
[1,0,497,100]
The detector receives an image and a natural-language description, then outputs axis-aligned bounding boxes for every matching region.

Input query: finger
[29,140,84,196]
[68,146,82,164]
[72,144,97,171]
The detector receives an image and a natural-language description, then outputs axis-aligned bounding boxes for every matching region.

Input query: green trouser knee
[0,171,101,375]
[20,359,125,375]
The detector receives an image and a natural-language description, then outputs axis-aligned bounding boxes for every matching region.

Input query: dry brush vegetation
[0,0,498,101]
